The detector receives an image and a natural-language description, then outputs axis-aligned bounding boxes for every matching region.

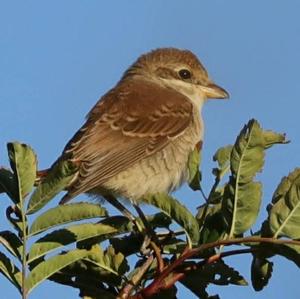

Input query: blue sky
[1,1,300,298]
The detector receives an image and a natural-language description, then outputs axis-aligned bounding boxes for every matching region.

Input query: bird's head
[122,48,229,107]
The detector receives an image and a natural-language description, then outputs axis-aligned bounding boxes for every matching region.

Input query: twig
[118,255,154,299]
[133,204,164,271]
[150,241,164,273]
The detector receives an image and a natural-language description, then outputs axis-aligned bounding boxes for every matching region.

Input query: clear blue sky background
[1,1,300,298]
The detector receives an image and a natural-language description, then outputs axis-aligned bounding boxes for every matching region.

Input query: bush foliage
[0,119,300,299]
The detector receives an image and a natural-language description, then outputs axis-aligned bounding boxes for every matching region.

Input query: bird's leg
[133,204,165,272]
[104,195,136,222]
[104,196,164,270]
[104,196,154,256]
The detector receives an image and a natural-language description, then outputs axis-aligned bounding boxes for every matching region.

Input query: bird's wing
[61,79,195,200]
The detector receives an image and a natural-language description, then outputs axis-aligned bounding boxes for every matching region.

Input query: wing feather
[61,79,195,199]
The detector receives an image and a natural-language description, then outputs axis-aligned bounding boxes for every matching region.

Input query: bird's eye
[178,69,192,80]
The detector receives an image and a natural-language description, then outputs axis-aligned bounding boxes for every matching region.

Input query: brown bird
[54,48,228,204]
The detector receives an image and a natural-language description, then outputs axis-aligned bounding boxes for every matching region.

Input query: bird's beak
[200,83,229,99]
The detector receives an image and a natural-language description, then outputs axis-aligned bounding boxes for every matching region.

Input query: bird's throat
[160,78,206,110]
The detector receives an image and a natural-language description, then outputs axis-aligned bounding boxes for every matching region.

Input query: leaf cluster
[0,119,299,299]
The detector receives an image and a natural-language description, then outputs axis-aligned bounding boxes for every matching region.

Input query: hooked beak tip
[201,83,229,99]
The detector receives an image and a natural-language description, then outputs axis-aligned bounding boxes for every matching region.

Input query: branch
[131,236,300,299]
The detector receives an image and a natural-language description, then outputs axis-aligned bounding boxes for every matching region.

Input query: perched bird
[55,48,228,204]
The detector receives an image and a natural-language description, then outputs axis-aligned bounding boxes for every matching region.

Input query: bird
[52,48,229,205]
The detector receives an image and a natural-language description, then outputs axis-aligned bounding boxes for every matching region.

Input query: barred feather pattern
[94,111,202,202]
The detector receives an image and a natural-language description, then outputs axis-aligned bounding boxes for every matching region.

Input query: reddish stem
[130,236,300,299]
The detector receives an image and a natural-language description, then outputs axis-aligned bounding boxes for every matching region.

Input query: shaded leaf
[99,216,132,231]
[160,238,187,255]
[207,260,248,286]
[25,249,88,295]
[28,223,118,263]
[208,186,225,205]
[110,234,144,257]
[197,202,222,223]
[29,202,108,236]
[5,206,24,235]
[180,274,209,299]
[75,276,117,299]
[0,168,18,203]
[197,203,226,244]
[0,231,22,260]
[7,142,37,202]
[0,251,22,291]
[251,257,273,291]
[79,215,153,249]
[27,159,78,214]
[271,243,300,268]
[144,193,200,245]
[267,168,300,239]
[181,260,247,298]
[109,213,172,256]
[213,145,233,180]
[149,285,177,299]
[49,267,117,299]
[145,212,172,228]
[188,146,202,191]
[58,255,123,287]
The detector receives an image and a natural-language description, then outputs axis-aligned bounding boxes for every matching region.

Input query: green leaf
[7,142,37,202]
[213,145,233,180]
[180,260,247,298]
[0,168,18,202]
[0,231,22,260]
[205,260,248,286]
[29,202,108,236]
[267,168,300,239]
[72,275,117,299]
[28,223,118,263]
[197,203,226,244]
[222,120,265,236]
[25,249,88,295]
[98,216,133,232]
[0,251,22,291]
[108,213,172,256]
[188,145,202,191]
[224,182,262,236]
[110,234,144,257]
[5,206,25,235]
[148,285,178,299]
[251,257,273,291]
[56,251,124,287]
[144,212,172,228]
[86,245,128,276]
[208,186,225,205]
[143,193,200,245]
[162,240,187,255]
[180,274,209,299]
[27,159,78,214]
[271,243,300,268]
[262,130,288,149]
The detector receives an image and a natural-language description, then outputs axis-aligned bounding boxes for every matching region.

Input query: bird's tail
[59,193,73,205]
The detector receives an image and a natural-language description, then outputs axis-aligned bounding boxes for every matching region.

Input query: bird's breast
[103,111,202,202]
